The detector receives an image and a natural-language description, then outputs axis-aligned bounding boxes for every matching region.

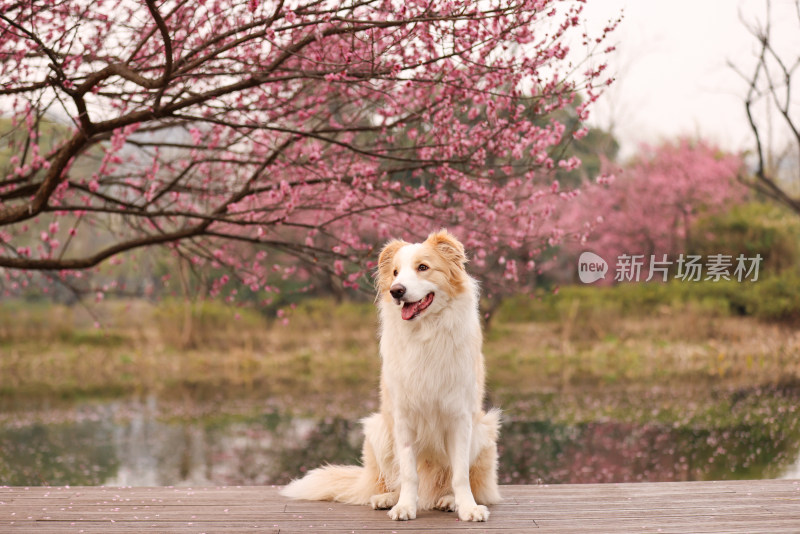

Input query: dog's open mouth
[401,292,434,321]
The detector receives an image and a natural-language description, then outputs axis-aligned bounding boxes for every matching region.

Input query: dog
[281,229,501,522]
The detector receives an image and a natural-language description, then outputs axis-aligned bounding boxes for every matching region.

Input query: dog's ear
[426,229,467,269]
[376,239,407,291]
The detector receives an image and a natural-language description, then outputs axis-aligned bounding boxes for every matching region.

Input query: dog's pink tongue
[401,302,418,321]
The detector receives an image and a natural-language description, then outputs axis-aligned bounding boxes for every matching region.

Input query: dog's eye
[417,264,429,272]
[393,269,398,277]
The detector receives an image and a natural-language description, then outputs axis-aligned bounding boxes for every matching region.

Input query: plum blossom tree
[0,0,617,301]
[567,139,746,267]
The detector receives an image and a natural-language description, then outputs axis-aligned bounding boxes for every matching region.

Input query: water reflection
[0,399,362,487]
[0,418,118,486]
[499,420,800,484]
[0,397,798,487]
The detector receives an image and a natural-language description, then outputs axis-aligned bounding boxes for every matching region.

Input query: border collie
[281,230,501,522]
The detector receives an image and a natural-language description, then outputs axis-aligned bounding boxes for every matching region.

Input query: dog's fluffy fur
[281,230,501,521]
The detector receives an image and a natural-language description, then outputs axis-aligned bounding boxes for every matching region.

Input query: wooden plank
[0,481,798,533]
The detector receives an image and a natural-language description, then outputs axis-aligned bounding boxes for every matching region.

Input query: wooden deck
[1,480,799,533]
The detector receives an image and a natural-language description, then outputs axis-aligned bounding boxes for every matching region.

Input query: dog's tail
[281,414,388,504]
[280,464,377,505]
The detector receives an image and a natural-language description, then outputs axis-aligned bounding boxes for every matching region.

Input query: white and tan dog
[281,230,501,522]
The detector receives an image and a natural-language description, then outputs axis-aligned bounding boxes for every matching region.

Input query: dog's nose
[390,284,406,300]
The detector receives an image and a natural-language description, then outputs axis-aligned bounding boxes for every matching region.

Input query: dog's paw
[388,502,416,521]
[370,492,398,510]
[457,503,490,522]
[434,494,456,512]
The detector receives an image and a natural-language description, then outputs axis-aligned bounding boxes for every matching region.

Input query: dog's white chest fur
[378,280,482,419]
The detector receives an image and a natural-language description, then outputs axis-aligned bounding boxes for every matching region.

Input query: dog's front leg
[388,417,418,520]
[448,414,490,521]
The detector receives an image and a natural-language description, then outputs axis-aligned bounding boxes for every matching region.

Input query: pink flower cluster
[0,0,618,299]
[562,139,747,270]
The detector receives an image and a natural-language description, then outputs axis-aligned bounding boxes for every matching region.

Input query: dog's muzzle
[390,284,406,300]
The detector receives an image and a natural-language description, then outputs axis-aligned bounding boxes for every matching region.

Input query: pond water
[1,394,799,487]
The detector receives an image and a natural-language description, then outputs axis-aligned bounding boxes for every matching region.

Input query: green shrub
[494,271,800,326]
[690,202,800,275]
[743,273,800,322]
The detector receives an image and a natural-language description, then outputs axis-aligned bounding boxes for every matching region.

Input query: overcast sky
[580,0,800,158]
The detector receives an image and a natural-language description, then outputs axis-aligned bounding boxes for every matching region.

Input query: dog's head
[376,229,469,321]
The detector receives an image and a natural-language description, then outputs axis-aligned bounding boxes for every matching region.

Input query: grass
[486,311,799,393]
[1,290,798,410]
[0,298,381,402]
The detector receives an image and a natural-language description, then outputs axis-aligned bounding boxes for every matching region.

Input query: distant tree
[0,0,618,302]
[731,0,800,214]
[567,139,747,267]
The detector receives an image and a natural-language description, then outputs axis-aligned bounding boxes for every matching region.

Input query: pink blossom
[0,0,620,300]
[559,139,747,277]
